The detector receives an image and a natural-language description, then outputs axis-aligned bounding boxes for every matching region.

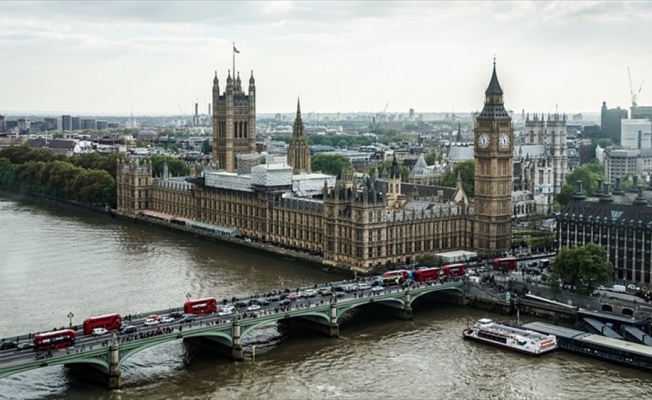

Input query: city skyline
[2,1,651,116]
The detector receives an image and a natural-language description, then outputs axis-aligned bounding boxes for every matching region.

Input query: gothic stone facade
[117,63,512,270]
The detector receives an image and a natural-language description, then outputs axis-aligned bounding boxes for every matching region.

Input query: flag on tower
[233,45,240,54]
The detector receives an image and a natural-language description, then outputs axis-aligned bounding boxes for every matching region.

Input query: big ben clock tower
[473,60,513,255]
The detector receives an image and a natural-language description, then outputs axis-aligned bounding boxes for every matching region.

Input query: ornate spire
[478,59,508,119]
[249,70,255,85]
[213,71,219,85]
[485,56,503,96]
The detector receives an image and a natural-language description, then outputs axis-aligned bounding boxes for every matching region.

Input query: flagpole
[233,42,236,80]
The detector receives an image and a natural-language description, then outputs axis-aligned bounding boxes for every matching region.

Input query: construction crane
[123,106,134,129]
[369,103,389,134]
[628,67,645,110]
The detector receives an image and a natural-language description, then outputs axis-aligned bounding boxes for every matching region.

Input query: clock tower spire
[473,59,513,255]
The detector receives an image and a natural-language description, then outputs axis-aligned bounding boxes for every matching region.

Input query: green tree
[549,243,614,295]
[416,253,443,267]
[590,138,612,160]
[557,161,605,207]
[441,160,474,197]
[146,154,190,177]
[555,184,576,207]
[311,154,353,178]
[424,151,442,166]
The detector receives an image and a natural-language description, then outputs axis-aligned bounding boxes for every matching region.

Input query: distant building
[44,117,58,131]
[0,115,5,133]
[81,119,96,130]
[601,101,628,144]
[631,106,652,121]
[62,115,72,131]
[17,118,30,132]
[621,119,652,149]
[96,120,108,131]
[72,117,81,131]
[603,146,652,184]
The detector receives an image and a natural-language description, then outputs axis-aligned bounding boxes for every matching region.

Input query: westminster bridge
[0,280,464,390]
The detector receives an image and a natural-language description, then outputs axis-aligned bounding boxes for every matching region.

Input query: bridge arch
[118,330,234,367]
[240,312,331,338]
[409,286,465,306]
[0,356,110,381]
[336,298,405,319]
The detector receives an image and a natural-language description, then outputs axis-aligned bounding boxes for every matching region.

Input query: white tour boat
[463,318,558,356]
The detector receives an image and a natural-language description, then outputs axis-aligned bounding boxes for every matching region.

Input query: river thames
[1,194,651,399]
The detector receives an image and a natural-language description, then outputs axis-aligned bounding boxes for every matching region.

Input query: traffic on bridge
[0,267,466,389]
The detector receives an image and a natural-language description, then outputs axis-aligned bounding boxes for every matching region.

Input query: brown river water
[0,194,650,399]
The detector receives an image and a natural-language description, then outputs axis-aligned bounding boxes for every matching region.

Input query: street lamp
[186,292,192,302]
[67,312,74,328]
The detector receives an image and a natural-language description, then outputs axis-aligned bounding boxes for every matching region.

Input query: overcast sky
[2,1,652,117]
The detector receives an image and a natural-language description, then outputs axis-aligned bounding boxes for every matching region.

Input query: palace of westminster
[117,64,518,271]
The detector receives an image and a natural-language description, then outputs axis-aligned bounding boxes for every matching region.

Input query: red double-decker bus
[184,297,218,315]
[33,329,76,351]
[382,270,410,286]
[441,263,466,277]
[82,313,122,335]
[413,267,440,282]
[493,257,518,271]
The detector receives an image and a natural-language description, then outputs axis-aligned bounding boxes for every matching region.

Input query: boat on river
[463,318,558,356]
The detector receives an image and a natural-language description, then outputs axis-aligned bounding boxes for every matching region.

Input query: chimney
[572,180,586,201]
[600,183,613,203]
[613,177,625,195]
[630,176,639,193]
[634,185,649,206]
[596,179,604,197]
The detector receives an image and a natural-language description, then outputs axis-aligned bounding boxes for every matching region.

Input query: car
[344,284,359,292]
[121,325,138,335]
[144,318,160,326]
[266,295,280,302]
[318,287,332,296]
[258,299,270,306]
[221,305,236,313]
[147,315,162,322]
[371,286,384,293]
[0,341,17,350]
[278,299,292,306]
[168,311,183,319]
[161,317,175,323]
[357,283,371,291]
[16,343,34,351]
[234,301,248,308]
[92,327,108,336]
[246,304,262,312]
[304,290,317,298]
[179,315,196,323]
[218,310,234,317]
[286,295,297,301]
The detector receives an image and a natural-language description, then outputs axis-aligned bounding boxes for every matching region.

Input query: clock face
[499,133,510,149]
[478,133,490,149]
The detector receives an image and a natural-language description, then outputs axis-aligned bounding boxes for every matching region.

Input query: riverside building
[117,63,513,270]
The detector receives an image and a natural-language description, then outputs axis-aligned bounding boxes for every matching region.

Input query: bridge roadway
[0,278,464,389]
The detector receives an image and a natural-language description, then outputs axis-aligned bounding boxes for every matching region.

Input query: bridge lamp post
[67,312,74,328]
[186,292,191,302]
